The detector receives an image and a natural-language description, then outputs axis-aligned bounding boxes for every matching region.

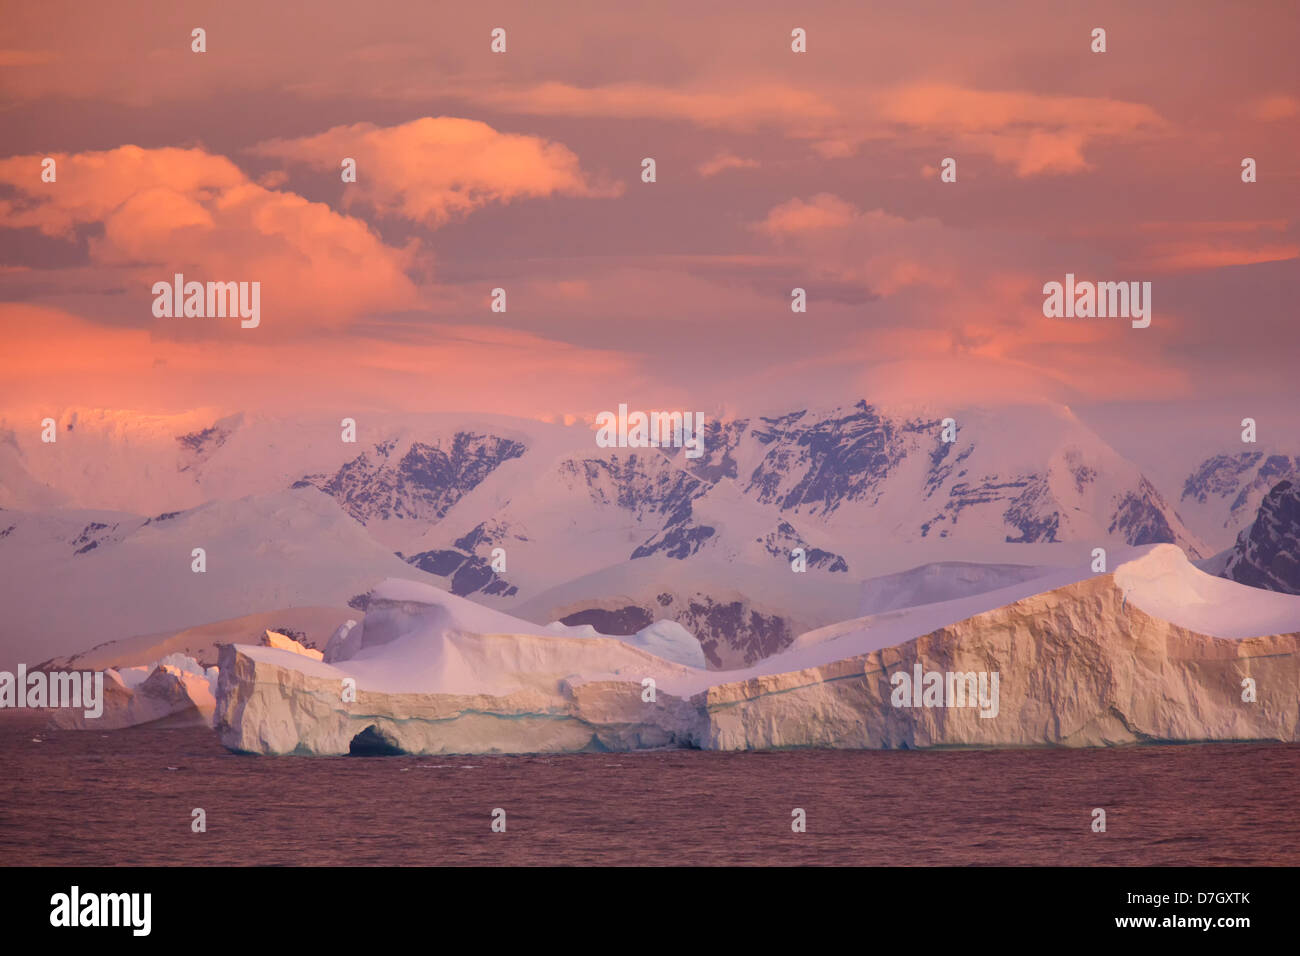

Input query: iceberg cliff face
[215,643,705,756]
[705,574,1298,749]
[49,653,217,730]
[214,548,1300,755]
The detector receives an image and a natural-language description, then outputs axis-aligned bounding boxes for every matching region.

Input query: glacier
[213,545,1300,755]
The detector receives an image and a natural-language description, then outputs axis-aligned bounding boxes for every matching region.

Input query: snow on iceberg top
[241,624,705,697]
[234,576,711,695]
[240,547,1300,701]
[751,544,1300,684]
[263,629,324,661]
[1116,544,1300,639]
[365,577,707,668]
[368,578,558,637]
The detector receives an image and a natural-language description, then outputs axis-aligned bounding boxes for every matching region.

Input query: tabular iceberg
[212,546,1300,755]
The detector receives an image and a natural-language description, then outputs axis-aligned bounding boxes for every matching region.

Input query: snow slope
[1121,540,1300,635]
[857,561,1054,616]
[38,606,357,672]
[0,487,444,669]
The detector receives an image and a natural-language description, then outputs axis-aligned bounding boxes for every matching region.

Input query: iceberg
[217,579,705,755]
[49,653,218,730]
[213,546,1300,754]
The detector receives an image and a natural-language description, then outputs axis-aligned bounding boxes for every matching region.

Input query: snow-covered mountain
[1222,480,1300,595]
[367,401,1203,595]
[1180,449,1300,547]
[667,401,1203,553]
[0,400,1210,668]
[293,431,528,537]
[0,487,445,669]
[0,408,556,518]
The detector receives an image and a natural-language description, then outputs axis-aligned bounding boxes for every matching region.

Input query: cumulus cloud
[754,193,861,237]
[0,146,244,237]
[0,146,419,329]
[250,117,621,226]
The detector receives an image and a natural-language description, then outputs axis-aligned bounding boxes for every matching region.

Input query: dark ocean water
[2,715,1297,866]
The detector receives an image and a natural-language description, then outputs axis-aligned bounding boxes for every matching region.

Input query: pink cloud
[875,84,1166,176]
[251,117,621,226]
[1246,94,1299,121]
[697,152,760,178]
[472,81,839,133]
[1124,220,1299,273]
[466,79,1166,176]
[754,194,862,236]
[754,196,958,295]
[0,146,420,330]
[0,302,645,416]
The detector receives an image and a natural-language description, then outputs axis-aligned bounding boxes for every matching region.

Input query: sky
[0,0,1297,423]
